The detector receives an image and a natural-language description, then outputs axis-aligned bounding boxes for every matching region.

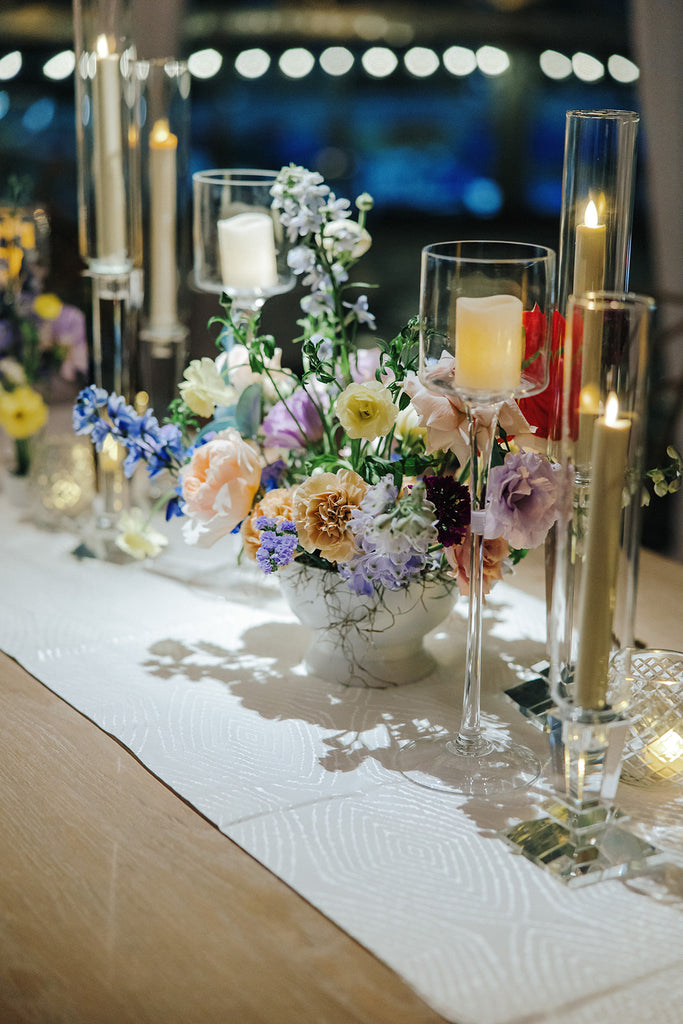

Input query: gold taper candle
[92,35,127,265]
[574,392,631,709]
[148,118,178,329]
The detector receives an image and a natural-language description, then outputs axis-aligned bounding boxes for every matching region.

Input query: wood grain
[0,652,447,1024]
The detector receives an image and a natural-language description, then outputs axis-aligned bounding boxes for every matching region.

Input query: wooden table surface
[1,547,681,1024]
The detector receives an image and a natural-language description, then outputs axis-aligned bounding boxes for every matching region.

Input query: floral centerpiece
[1,196,88,476]
[73,165,563,678]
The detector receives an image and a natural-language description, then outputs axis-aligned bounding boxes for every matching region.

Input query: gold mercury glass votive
[27,435,96,529]
[620,649,683,786]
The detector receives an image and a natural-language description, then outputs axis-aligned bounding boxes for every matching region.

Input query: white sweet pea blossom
[115,508,168,560]
[322,219,372,260]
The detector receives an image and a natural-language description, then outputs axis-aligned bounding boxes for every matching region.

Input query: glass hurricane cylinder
[136,57,191,419]
[192,169,295,324]
[73,0,140,277]
[550,292,655,699]
[556,110,640,318]
[72,0,141,559]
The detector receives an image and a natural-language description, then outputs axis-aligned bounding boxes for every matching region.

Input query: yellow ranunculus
[32,293,64,321]
[0,386,48,439]
[336,379,397,441]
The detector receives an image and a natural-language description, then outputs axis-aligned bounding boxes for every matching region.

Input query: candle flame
[604,391,620,425]
[149,118,178,150]
[584,199,599,229]
[96,34,111,59]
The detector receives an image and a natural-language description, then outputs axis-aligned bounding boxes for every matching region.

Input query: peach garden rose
[180,428,262,547]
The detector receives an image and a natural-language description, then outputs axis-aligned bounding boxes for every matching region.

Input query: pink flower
[180,428,261,547]
[402,370,470,463]
[403,366,535,465]
[444,529,510,597]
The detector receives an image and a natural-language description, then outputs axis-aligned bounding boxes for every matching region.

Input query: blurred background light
[572,52,604,82]
[539,49,572,80]
[0,51,22,81]
[319,46,354,77]
[476,45,510,76]
[23,97,55,133]
[43,51,75,81]
[234,48,271,80]
[608,54,640,83]
[279,47,315,79]
[187,48,222,80]
[361,46,398,78]
[443,46,477,77]
[404,47,439,78]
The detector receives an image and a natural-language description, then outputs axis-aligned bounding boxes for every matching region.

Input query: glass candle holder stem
[459,402,501,751]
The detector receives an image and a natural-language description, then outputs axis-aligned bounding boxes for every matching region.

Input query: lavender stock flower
[486,450,562,550]
[254,516,298,573]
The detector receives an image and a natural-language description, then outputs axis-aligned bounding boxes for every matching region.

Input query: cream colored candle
[573,199,606,297]
[453,294,523,392]
[574,201,607,468]
[93,35,127,265]
[217,212,278,291]
[148,119,178,330]
[574,392,631,709]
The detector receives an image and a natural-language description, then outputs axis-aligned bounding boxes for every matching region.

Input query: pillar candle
[93,35,127,265]
[574,393,631,709]
[148,119,178,330]
[217,212,278,292]
[453,294,523,392]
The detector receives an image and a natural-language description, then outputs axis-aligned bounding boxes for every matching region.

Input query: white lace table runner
[1,491,682,1024]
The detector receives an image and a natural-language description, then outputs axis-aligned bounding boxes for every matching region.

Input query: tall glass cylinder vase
[556,110,640,318]
[72,0,141,558]
[537,110,641,673]
[551,292,654,692]
[137,57,191,420]
[503,293,663,885]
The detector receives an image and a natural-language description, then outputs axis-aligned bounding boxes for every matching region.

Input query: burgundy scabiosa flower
[423,474,470,547]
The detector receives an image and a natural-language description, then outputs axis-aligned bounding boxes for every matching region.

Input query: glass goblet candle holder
[398,240,556,798]
[192,169,295,325]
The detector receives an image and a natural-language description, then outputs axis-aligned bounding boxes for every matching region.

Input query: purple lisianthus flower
[262,387,324,450]
[486,450,562,550]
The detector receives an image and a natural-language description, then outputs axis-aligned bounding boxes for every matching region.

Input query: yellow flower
[178,357,235,418]
[32,293,64,321]
[336,380,398,441]
[115,508,169,560]
[0,385,48,439]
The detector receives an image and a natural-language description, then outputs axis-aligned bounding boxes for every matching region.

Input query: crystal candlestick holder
[504,648,665,885]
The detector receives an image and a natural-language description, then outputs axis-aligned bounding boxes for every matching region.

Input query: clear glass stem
[454,403,501,755]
